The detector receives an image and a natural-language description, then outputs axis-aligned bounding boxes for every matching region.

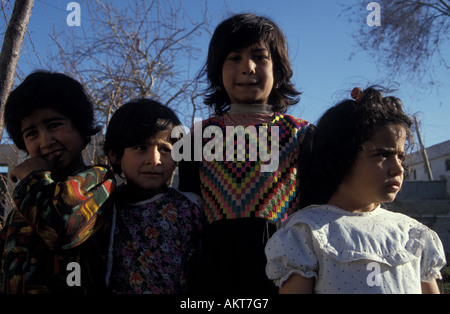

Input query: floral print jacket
[108,187,204,294]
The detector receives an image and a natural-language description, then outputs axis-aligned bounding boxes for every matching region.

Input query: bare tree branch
[46,0,210,162]
[341,0,449,86]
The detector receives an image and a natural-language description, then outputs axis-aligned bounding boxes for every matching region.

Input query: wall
[385,180,450,255]
[406,140,450,181]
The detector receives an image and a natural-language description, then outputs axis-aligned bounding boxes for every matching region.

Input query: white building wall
[406,140,450,181]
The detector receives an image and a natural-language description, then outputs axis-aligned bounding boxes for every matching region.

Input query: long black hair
[203,13,301,115]
[307,86,414,204]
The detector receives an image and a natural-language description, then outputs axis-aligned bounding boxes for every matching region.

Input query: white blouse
[265,205,446,294]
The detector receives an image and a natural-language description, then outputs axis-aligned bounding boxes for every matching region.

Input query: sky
[3,0,450,149]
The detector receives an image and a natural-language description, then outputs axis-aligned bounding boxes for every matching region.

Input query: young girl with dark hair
[104,99,204,294]
[178,13,313,294]
[0,70,116,294]
[265,87,446,294]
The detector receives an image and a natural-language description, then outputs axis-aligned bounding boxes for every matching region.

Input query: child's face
[119,134,176,193]
[333,124,407,212]
[21,108,85,175]
[222,42,274,105]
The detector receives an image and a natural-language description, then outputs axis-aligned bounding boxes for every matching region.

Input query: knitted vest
[199,113,310,223]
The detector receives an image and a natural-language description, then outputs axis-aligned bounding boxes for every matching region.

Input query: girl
[265,87,446,294]
[103,99,204,294]
[178,13,313,294]
[0,71,116,294]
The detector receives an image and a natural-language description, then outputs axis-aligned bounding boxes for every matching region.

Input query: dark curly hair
[4,70,99,152]
[307,86,414,204]
[202,13,301,115]
[103,98,182,174]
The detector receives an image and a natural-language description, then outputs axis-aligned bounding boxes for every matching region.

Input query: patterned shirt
[199,113,311,223]
[108,187,204,294]
[0,166,116,294]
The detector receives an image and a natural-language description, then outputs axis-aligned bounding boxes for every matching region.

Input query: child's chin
[383,194,399,203]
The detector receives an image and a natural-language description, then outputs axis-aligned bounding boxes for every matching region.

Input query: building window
[446,159,450,171]
[411,168,417,180]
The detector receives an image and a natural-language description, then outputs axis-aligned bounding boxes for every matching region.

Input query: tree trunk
[0,0,34,141]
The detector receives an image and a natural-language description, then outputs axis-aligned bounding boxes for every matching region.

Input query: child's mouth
[141,172,162,177]
[45,149,63,161]
[237,82,258,87]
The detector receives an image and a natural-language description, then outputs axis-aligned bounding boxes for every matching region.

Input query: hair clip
[351,87,364,103]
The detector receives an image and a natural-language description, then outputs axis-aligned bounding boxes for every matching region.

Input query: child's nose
[389,157,404,176]
[39,131,56,149]
[241,58,256,75]
[146,147,161,166]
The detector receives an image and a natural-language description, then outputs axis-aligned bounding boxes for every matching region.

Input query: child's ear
[106,150,123,175]
[107,151,119,165]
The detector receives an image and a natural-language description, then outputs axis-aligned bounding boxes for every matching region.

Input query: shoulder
[170,188,202,208]
[281,205,339,229]
[273,113,312,142]
[199,116,224,128]
[377,207,428,228]
[275,113,310,128]
[188,116,225,135]
[70,165,116,196]
[81,164,115,178]
[381,209,445,251]
[281,205,427,237]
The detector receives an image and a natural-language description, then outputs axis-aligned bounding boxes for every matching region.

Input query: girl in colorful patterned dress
[104,99,204,294]
[0,71,116,294]
[265,87,446,294]
[178,13,314,294]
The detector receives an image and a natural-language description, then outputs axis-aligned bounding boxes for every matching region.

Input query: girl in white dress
[265,86,446,294]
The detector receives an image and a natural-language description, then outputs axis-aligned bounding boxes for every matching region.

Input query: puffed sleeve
[420,228,446,282]
[265,220,318,287]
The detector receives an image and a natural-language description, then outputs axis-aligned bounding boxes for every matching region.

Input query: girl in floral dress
[104,99,204,294]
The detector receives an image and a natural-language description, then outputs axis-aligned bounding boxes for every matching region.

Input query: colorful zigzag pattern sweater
[199,113,310,224]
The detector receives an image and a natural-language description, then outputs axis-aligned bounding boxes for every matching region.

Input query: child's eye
[23,130,37,139]
[48,122,62,130]
[227,55,241,61]
[159,146,172,153]
[378,152,389,158]
[133,145,147,151]
[254,54,269,61]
